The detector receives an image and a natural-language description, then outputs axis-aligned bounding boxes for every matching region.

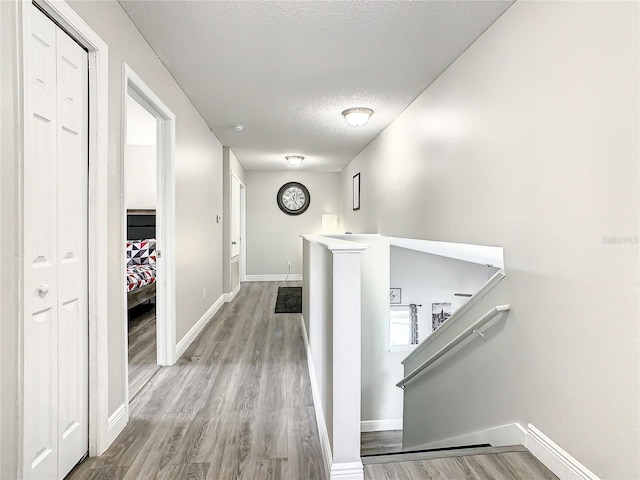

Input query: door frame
[236,174,247,283]
[18,0,112,467]
[121,65,177,391]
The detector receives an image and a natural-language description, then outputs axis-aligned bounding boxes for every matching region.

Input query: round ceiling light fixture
[234,124,245,132]
[342,107,374,127]
[286,155,304,167]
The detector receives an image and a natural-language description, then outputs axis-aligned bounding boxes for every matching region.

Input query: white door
[231,175,241,258]
[24,6,89,480]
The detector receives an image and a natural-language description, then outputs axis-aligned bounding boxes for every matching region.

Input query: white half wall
[246,171,341,277]
[340,2,639,478]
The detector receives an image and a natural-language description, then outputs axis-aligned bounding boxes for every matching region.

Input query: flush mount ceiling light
[234,124,245,132]
[286,155,304,167]
[342,107,374,127]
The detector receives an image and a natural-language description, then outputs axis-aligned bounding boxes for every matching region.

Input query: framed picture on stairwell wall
[353,173,361,211]
[390,288,401,304]
[432,302,452,331]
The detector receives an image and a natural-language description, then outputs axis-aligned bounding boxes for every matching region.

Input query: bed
[126,210,157,309]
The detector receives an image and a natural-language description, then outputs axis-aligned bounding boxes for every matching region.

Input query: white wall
[340,2,639,478]
[125,145,156,210]
[390,247,498,343]
[126,92,156,145]
[125,94,157,210]
[1,2,21,477]
[246,171,340,277]
[65,0,225,412]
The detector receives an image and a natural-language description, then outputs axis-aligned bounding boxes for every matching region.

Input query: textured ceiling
[119,1,513,171]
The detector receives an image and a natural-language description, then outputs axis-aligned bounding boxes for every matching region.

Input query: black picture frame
[390,288,401,304]
[353,173,361,211]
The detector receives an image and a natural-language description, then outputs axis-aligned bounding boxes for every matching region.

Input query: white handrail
[396,304,511,389]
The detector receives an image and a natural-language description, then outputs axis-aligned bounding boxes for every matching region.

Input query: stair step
[361,444,527,465]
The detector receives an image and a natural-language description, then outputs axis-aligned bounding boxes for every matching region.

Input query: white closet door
[55,24,89,479]
[24,6,89,480]
[24,7,60,478]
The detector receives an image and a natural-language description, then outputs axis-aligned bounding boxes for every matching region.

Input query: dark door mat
[275,286,302,313]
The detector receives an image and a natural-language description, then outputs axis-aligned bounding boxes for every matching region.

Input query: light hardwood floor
[68,282,326,480]
[128,304,161,400]
[361,430,403,457]
[364,450,559,480]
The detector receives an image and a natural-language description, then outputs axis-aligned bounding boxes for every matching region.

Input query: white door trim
[19,0,111,468]
[122,64,177,369]
[231,172,247,283]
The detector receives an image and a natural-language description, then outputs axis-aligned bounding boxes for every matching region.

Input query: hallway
[68,282,326,479]
[66,281,566,480]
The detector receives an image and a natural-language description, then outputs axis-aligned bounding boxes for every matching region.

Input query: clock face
[277,182,311,216]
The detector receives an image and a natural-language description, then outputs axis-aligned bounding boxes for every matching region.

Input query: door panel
[24,7,59,479]
[55,26,89,479]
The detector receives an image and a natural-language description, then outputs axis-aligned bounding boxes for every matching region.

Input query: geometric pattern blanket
[126,239,157,291]
[126,264,156,292]
[126,238,156,266]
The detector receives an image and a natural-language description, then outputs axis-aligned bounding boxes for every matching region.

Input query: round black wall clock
[277,182,311,216]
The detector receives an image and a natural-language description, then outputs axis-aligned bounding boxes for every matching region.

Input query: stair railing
[396,304,511,389]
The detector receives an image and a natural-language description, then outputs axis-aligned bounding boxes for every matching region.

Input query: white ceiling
[119,0,513,171]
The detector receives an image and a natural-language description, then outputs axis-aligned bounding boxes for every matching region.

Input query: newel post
[330,247,366,479]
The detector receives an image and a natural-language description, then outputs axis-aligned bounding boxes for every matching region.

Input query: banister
[396,304,511,389]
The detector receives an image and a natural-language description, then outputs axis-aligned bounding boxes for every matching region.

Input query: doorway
[231,173,247,287]
[124,93,161,399]
[121,66,177,412]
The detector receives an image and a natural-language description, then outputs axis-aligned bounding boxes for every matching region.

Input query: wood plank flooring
[364,451,559,480]
[67,282,326,480]
[128,304,160,400]
[361,430,403,456]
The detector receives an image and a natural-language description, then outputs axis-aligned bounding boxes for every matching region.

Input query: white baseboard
[409,423,527,452]
[105,403,128,447]
[245,274,303,282]
[361,419,403,432]
[176,294,224,359]
[223,283,241,303]
[300,316,333,478]
[330,462,364,480]
[526,424,600,480]
[409,423,599,480]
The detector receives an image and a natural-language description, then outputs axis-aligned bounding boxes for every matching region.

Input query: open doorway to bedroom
[122,65,177,409]
[124,93,161,399]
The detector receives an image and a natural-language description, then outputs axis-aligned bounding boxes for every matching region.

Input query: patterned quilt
[126,239,157,292]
